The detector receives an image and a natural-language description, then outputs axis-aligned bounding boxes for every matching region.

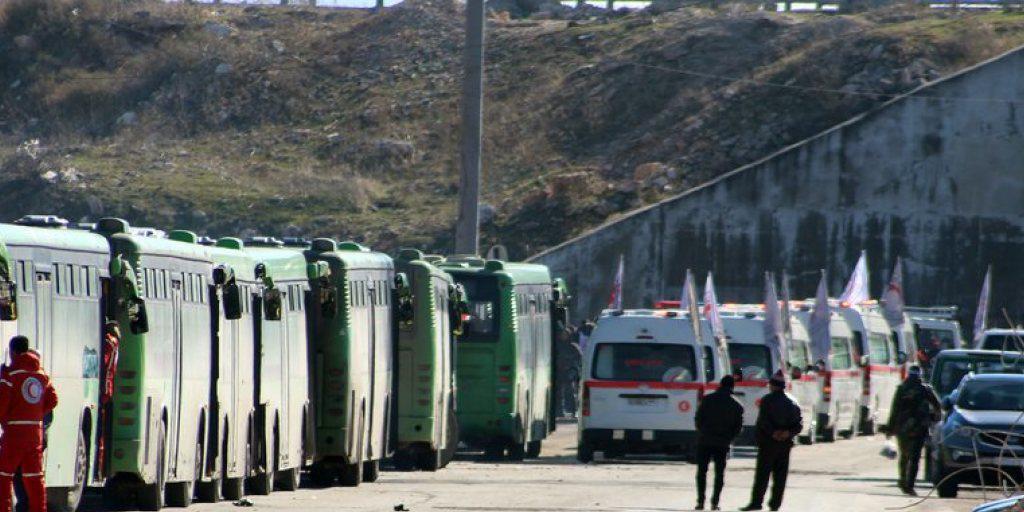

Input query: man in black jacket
[741,372,802,512]
[693,375,745,511]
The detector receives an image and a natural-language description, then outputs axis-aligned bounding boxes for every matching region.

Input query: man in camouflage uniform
[884,365,941,496]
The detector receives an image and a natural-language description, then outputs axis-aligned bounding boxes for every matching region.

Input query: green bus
[242,240,316,493]
[0,218,109,512]
[439,258,567,460]
[97,218,216,510]
[392,250,464,471]
[198,237,258,502]
[304,239,396,486]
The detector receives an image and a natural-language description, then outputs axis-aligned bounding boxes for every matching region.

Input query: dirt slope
[1,0,1023,256]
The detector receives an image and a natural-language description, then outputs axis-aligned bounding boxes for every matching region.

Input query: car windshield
[933,358,1024,396]
[593,343,697,383]
[957,379,1024,411]
[728,343,772,380]
[981,334,1024,352]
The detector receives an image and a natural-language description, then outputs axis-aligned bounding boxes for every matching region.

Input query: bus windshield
[592,343,697,383]
[729,343,772,380]
[454,275,500,342]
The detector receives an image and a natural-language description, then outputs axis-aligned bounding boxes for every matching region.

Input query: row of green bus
[0,216,569,511]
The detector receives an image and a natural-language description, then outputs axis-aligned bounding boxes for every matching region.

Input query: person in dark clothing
[882,365,941,496]
[741,372,802,512]
[693,375,745,511]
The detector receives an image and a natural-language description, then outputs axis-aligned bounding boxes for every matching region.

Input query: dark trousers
[897,435,926,491]
[750,444,791,510]
[695,444,729,506]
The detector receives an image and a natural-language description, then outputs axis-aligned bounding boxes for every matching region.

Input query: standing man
[883,365,941,496]
[693,375,744,511]
[0,336,58,512]
[741,372,802,512]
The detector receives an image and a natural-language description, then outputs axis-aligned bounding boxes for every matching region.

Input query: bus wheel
[165,440,200,507]
[48,428,88,512]
[482,443,504,460]
[102,479,130,511]
[416,449,441,472]
[392,449,416,471]
[276,466,300,492]
[576,442,594,463]
[138,424,166,511]
[526,440,542,459]
[362,460,380,482]
[507,441,526,461]
[338,461,363,487]
[310,463,336,488]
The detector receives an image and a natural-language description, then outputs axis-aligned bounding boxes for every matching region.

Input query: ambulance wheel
[576,442,594,463]
[363,460,380,482]
[167,439,202,507]
[819,423,836,443]
[222,476,244,500]
[276,467,300,491]
[798,428,815,446]
[526,440,542,458]
[49,428,88,512]
[138,425,166,511]
[338,461,363,487]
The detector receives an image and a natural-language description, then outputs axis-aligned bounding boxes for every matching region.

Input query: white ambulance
[577,309,730,462]
[793,304,863,442]
[906,306,963,363]
[836,302,904,435]
[718,306,778,445]
[781,309,820,444]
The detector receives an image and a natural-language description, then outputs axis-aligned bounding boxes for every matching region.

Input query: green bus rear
[440,258,565,460]
[392,250,463,471]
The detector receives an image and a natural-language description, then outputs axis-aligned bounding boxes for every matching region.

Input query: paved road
[96,423,1010,512]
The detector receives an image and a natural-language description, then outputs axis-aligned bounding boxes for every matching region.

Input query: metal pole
[455,0,485,256]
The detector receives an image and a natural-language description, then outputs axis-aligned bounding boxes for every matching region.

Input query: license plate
[628,398,659,406]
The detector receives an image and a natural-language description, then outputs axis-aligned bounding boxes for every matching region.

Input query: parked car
[930,350,1024,401]
[929,373,1024,498]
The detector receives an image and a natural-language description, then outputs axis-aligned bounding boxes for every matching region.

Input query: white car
[974,328,1024,352]
[577,309,730,462]
[793,304,862,441]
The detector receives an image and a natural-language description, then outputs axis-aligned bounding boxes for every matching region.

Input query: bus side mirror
[264,288,283,321]
[223,283,243,320]
[859,354,870,367]
[0,281,16,321]
[128,297,149,334]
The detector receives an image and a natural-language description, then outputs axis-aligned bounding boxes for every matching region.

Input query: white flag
[703,272,725,339]
[882,257,905,327]
[839,251,870,306]
[763,272,786,375]
[683,270,703,346]
[780,271,792,337]
[607,255,624,310]
[974,266,992,344]
[809,271,831,367]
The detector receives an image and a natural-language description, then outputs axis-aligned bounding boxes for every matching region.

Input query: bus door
[169,278,184,476]
[366,280,377,459]
[33,270,53,365]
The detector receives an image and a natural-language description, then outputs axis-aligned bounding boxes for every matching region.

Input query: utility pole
[454,0,485,256]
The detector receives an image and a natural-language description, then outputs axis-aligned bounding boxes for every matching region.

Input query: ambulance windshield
[592,343,696,383]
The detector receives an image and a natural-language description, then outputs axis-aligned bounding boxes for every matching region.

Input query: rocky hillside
[2,0,1024,257]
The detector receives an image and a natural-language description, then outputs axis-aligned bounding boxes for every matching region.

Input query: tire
[577,442,594,463]
[138,424,166,511]
[507,441,526,461]
[798,426,815,446]
[102,479,130,511]
[392,449,415,471]
[482,443,504,460]
[276,467,300,492]
[362,459,380,482]
[858,407,875,435]
[166,439,202,507]
[839,427,854,440]
[526,440,542,458]
[48,428,88,512]
[931,455,958,498]
[310,462,336,488]
[416,449,441,472]
[338,461,363,487]
[222,476,244,501]
[195,478,220,503]
[820,423,836,442]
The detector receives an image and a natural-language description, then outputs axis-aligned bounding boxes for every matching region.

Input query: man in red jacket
[0,336,58,512]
